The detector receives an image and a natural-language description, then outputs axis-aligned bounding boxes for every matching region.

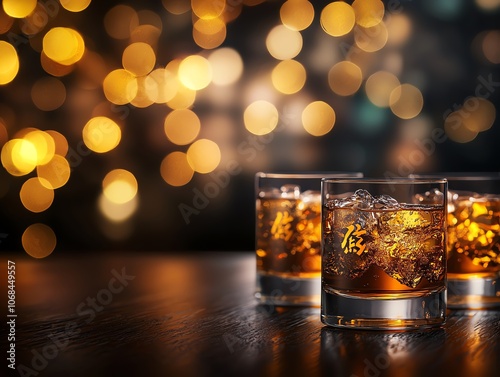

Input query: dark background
[0,0,499,254]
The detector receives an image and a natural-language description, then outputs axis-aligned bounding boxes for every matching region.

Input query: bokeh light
[271,59,306,95]
[444,111,479,143]
[45,130,69,156]
[354,22,388,52]
[37,155,71,189]
[191,0,225,20]
[482,30,500,64]
[82,116,121,153]
[122,42,156,76]
[99,193,138,222]
[1,138,37,176]
[389,84,424,120]
[320,2,356,37]
[148,67,178,104]
[2,0,37,18]
[0,41,19,85]
[31,77,66,111]
[178,55,213,91]
[22,223,57,258]
[302,101,336,136]
[164,109,201,145]
[365,71,401,107]
[352,0,385,28]
[208,48,243,86]
[103,169,138,204]
[60,0,92,12]
[266,25,303,60]
[20,177,54,213]
[460,97,496,133]
[280,0,315,31]
[193,17,227,49]
[187,139,221,174]
[328,61,363,96]
[103,69,138,105]
[23,129,55,165]
[160,151,194,186]
[43,27,85,66]
[104,5,139,40]
[244,100,279,135]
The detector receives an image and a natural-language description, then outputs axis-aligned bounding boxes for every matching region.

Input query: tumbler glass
[255,172,362,307]
[321,178,447,329]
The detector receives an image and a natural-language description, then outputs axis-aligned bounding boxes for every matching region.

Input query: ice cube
[372,194,400,210]
[280,184,301,199]
[333,189,374,209]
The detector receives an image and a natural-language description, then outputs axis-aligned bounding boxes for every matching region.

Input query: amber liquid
[322,204,446,294]
[256,196,321,278]
[447,198,500,277]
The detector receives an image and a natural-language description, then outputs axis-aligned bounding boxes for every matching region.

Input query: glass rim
[410,172,500,181]
[256,171,363,179]
[321,177,447,184]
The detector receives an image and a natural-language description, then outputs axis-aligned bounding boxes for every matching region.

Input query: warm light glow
[352,0,385,28]
[164,109,201,145]
[272,59,306,94]
[191,0,225,20]
[104,5,139,40]
[162,0,191,15]
[99,192,138,222]
[475,0,500,11]
[130,76,156,108]
[280,0,315,31]
[266,25,303,60]
[41,51,75,78]
[460,98,496,133]
[160,151,194,186]
[60,0,92,12]
[187,139,221,174]
[386,13,412,47]
[354,22,388,52]
[444,111,479,143]
[20,177,54,213]
[22,223,56,258]
[122,42,156,76]
[166,81,196,109]
[31,77,66,111]
[320,2,356,37]
[1,139,37,176]
[244,100,279,135]
[365,71,401,107]
[82,116,121,153]
[2,0,37,18]
[389,84,424,120]
[103,169,138,204]
[147,68,178,103]
[103,69,138,105]
[302,101,336,136]
[193,17,227,49]
[0,41,19,85]
[43,27,85,66]
[0,7,14,34]
[328,61,363,96]
[208,48,244,86]
[178,55,213,91]
[482,30,500,64]
[23,130,55,165]
[45,130,69,156]
[37,155,71,189]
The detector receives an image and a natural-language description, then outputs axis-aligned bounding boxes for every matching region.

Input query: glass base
[255,273,320,307]
[447,273,500,309]
[321,287,446,330]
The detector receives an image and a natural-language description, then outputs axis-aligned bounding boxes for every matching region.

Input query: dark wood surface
[2,251,500,377]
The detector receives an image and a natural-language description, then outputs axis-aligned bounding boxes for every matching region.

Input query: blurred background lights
[60,0,92,12]
[354,22,388,52]
[0,41,19,85]
[186,139,221,174]
[122,42,156,76]
[482,30,500,64]
[444,111,479,143]
[82,116,121,153]
[302,101,336,136]
[22,223,57,258]
[280,0,315,31]
[328,61,363,96]
[1,139,37,176]
[104,5,139,40]
[42,27,85,66]
[23,129,55,165]
[475,0,500,10]
[20,177,54,213]
[386,14,412,47]
[365,71,401,107]
[31,77,66,111]
[99,193,138,222]
[352,0,385,28]
[244,100,279,135]
[266,25,303,60]
[103,169,138,204]
[162,0,191,15]
[389,84,424,120]
[178,55,212,91]
[208,48,243,86]
[37,155,71,189]
[164,109,201,145]
[103,69,138,105]
[148,68,178,103]
[193,17,227,49]
[160,151,194,186]
[272,59,306,95]
[320,1,356,37]
[191,0,225,20]
[2,0,37,18]
[45,130,69,156]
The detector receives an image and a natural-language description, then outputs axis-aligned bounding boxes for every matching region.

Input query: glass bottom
[447,272,500,309]
[321,287,446,330]
[255,272,320,307]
